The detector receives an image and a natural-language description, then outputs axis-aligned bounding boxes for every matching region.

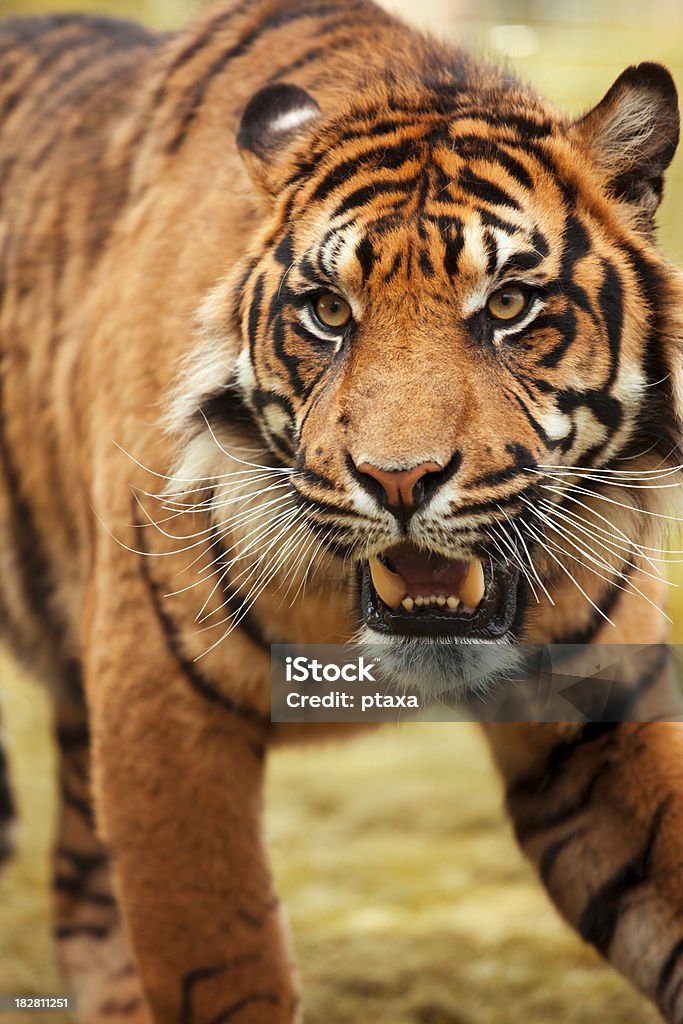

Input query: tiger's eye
[314,292,352,330]
[486,285,529,322]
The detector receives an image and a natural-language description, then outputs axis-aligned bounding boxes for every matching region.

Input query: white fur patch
[166,282,239,438]
[538,407,573,443]
[595,92,661,167]
[356,627,523,702]
[270,105,319,135]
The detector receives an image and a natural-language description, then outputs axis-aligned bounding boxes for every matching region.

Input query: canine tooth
[436,595,446,607]
[459,560,485,608]
[402,597,414,611]
[368,556,407,609]
[447,596,459,610]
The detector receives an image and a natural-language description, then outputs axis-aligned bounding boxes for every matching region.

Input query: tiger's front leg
[85,587,299,1023]
[485,720,683,1023]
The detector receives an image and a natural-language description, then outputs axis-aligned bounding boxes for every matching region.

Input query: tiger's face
[180,65,682,695]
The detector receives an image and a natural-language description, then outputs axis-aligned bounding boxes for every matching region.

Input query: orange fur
[1,2,683,1021]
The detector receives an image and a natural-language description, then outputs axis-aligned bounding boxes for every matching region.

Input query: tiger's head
[171,55,682,696]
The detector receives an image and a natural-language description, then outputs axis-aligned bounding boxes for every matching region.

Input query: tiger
[0,0,683,1020]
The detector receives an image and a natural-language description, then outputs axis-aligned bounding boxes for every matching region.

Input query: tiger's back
[0,13,161,675]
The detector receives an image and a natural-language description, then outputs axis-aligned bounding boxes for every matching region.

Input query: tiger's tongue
[384,544,469,595]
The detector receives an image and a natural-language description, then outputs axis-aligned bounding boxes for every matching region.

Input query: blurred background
[1,1,682,1022]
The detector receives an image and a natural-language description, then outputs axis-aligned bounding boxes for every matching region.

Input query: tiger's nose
[355,460,445,516]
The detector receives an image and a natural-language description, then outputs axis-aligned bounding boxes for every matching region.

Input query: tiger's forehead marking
[302,192,547,317]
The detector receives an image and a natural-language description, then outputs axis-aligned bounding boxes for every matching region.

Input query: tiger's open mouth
[358,542,521,639]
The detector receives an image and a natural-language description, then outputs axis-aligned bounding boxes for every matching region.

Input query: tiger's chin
[355,545,524,700]
[355,627,524,702]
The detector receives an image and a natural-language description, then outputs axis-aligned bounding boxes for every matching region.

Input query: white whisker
[521,518,617,629]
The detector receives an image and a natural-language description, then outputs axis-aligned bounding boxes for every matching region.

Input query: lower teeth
[401,595,461,612]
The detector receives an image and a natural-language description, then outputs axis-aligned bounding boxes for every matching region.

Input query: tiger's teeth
[399,594,463,612]
[459,560,485,608]
[368,556,407,609]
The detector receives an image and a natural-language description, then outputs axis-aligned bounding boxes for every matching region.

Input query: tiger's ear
[237,82,321,197]
[570,63,679,223]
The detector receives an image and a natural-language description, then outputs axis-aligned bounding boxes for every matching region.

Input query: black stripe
[539,307,577,370]
[477,207,520,236]
[167,4,356,154]
[599,643,670,722]
[550,565,630,645]
[247,273,265,364]
[657,937,683,1011]
[55,846,108,875]
[450,136,534,190]
[330,114,415,148]
[497,247,546,278]
[207,527,285,657]
[56,723,90,751]
[355,236,376,284]
[539,828,585,886]
[442,221,464,276]
[508,723,621,801]
[515,772,602,844]
[451,108,553,139]
[0,353,58,637]
[332,176,419,219]
[155,3,252,104]
[60,776,94,825]
[55,923,111,940]
[310,136,416,203]
[482,229,498,277]
[512,392,563,450]
[199,387,268,452]
[0,741,14,824]
[0,30,103,121]
[459,167,520,210]
[579,797,671,957]
[597,259,623,391]
[53,876,115,906]
[383,250,403,283]
[623,244,679,460]
[182,964,227,1024]
[449,482,539,520]
[468,443,536,489]
[208,994,279,1024]
[136,514,270,729]
[419,249,435,277]
[269,43,326,82]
